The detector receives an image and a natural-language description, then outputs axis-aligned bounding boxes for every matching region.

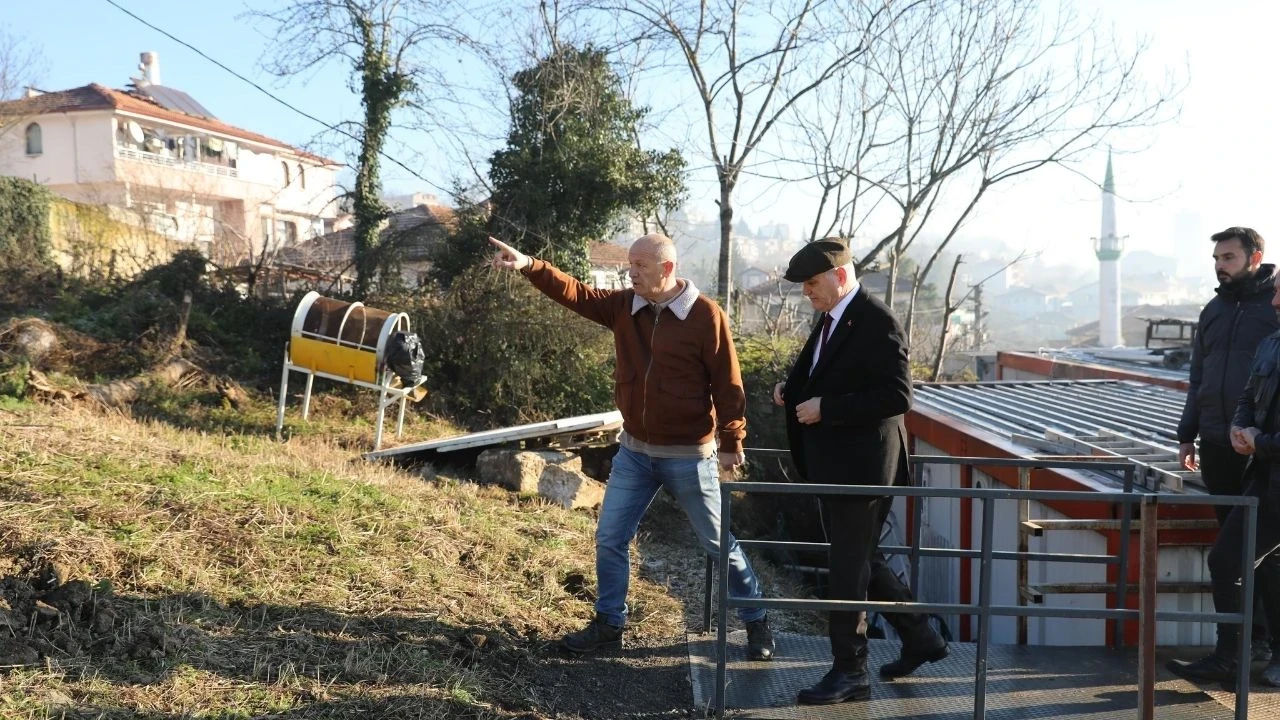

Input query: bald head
[629,233,680,302]
[631,233,677,263]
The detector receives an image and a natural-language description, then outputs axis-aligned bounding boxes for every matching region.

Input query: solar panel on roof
[138,86,217,120]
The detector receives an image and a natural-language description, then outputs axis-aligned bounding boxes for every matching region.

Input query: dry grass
[0,398,687,719]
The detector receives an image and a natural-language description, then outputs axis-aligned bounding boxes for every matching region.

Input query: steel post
[1137,494,1157,720]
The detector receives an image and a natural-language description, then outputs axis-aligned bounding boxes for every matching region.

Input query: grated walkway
[688,631,1279,719]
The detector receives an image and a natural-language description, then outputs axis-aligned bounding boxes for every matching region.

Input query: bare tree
[922,250,1030,379]
[249,0,472,298]
[0,25,43,101]
[792,0,1179,315]
[0,25,46,141]
[572,0,913,322]
[738,275,806,339]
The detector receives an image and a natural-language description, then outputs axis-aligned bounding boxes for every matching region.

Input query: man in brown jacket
[490,234,774,660]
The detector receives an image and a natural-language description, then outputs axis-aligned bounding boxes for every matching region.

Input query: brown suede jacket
[521,258,746,454]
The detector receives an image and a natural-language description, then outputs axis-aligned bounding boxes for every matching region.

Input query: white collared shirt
[811,282,860,373]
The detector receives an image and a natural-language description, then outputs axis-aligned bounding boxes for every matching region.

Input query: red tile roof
[0,84,339,166]
[588,241,630,267]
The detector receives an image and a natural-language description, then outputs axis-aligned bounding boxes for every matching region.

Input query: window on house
[25,123,42,155]
[282,161,291,186]
[298,164,306,189]
[275,219,298,246]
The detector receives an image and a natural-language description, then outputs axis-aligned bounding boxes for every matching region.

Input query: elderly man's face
[628,244,671,301]
[802,268,844,313]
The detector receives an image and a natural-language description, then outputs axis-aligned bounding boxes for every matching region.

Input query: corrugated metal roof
[913,379,1200,491]
[916,379,1182,442]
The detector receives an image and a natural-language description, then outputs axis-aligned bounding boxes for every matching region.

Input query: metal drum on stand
[275,291,427,449]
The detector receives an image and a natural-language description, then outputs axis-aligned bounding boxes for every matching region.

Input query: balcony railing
[116,146,239,179]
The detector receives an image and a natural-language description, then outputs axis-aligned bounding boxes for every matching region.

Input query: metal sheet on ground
[363,410,622,461]
[689,631,1278,719]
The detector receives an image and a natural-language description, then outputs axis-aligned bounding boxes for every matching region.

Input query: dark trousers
[822,495,933,671]
[1200,442,1280,649]
[1207,471,1280,652]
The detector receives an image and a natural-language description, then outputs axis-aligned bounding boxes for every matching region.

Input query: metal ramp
[688,631,1279,719]
[1040,428,1201,492]
[363,410,622,462]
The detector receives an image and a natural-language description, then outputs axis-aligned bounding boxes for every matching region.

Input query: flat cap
[783,239,851,282]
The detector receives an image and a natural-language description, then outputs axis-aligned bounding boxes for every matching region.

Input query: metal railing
[116,146,239,178]
[703,453,1260,720]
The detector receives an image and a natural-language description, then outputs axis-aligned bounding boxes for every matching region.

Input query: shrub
[0,177,53,270]
[385,266,614,429]
[736,332,804,457]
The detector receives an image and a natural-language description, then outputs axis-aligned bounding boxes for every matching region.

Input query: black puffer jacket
[1178,264,1278,446]
[1233,331,1280,498]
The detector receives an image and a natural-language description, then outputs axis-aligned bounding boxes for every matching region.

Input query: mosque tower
[1096,151,1123,347]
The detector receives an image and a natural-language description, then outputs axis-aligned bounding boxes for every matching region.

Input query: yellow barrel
[287,292,410,385]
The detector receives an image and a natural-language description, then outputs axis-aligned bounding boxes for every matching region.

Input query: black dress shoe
[797,667,871,705]
[881,634,949,679]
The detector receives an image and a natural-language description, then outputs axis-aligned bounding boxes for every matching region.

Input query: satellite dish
[126,121,144,144]
[205,137,224,153]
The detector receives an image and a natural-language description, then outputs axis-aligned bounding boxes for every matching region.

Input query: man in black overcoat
[772,239,948,705]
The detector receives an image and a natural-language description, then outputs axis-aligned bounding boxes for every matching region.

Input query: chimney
[138,51,161,86]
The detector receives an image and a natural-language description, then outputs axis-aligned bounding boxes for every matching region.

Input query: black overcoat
[782,289,912,491]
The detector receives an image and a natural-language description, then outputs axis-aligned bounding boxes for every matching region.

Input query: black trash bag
[385,331,425,386]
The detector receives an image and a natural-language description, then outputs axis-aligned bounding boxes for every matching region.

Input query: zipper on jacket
[1221,299,1244,427]
[642,309,661,437]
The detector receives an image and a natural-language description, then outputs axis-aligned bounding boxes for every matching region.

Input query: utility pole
[972,284,986,350]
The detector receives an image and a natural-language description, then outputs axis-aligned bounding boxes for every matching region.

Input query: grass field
[0,395,688,719]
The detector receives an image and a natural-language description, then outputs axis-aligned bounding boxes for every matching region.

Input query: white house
[0,52,340,266]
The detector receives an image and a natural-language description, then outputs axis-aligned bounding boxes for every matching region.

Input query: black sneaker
[1252,644,1273,663]
[746,615,775,660]
[1263,659,1280,688]
[561,615,623,653]
[1166,653,1237,683]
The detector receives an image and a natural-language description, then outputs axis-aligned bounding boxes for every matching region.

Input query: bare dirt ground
[523,490,819,719]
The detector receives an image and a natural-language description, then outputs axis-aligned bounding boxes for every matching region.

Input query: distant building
[280,199,632,292]
[1063,304,1200,348]
[1063,282,1142,321]
[738,265,772,292]
[990,286,1052,319]
[586,241,630,290]
[0,51,340,268]
[278,200,458,290]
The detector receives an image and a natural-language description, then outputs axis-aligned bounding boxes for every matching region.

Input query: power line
[101,0,454,197]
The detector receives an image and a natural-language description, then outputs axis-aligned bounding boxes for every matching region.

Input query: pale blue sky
[4,0,1275,280]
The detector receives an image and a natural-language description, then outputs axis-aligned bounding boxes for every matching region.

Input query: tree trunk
[904,267,922,346]
[930,255,963,381]
[351,21,397,299]
[884,246,900,309]
[716,177,736,324]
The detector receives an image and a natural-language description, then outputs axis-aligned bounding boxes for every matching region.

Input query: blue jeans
[594,444,766,627]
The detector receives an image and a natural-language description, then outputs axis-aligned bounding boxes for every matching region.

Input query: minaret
[1096,151,1123,347]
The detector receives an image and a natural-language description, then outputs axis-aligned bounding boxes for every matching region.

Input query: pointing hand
[489,236,530,271]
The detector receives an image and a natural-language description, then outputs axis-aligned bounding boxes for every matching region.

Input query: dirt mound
[0,561,183,672]
[0,317,135,377]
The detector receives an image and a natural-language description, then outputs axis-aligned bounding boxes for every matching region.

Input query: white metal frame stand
[274,342,427,450]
